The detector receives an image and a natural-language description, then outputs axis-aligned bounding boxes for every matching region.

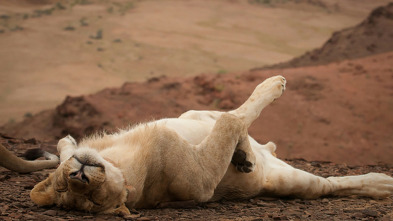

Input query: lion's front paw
[231,149,255,173]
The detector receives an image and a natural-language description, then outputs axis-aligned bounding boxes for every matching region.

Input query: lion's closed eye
[55,185,68,192]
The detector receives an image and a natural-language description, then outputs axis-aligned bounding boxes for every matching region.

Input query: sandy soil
[1,134,392,220]
[0,0,390,125]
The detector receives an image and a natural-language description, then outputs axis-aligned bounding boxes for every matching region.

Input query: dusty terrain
[1,134,393,221]
[0,0,390,125]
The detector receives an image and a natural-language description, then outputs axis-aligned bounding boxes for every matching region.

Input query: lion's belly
[154,118,215,145]
[212,152,266,201]
[156,118,267,201]
[147,118,268,202]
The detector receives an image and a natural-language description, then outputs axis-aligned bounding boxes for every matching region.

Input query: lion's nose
[70,170,89,183]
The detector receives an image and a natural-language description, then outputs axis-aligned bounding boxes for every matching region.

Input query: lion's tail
[0,144,59,173]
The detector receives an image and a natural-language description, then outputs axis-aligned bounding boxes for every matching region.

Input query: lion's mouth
[69,169,89,184]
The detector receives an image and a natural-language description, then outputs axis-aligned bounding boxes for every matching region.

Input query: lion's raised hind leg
[229,75,286,128]
[179,76,285,171]
[167,113,254,202]
[227,75,285,166]
[180,75,286,128]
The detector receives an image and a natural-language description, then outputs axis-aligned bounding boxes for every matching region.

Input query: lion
[0,144,59,173]
[30,76,393,215]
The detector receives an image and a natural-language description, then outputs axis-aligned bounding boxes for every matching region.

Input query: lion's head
[30,147,133,215]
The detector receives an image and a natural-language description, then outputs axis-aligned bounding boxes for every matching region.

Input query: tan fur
[0,144,59,173]
[30,76,393,215]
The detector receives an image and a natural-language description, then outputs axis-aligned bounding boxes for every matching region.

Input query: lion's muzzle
[69,169,89,184]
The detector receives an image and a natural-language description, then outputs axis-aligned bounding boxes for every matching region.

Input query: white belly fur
[154,118,214,145]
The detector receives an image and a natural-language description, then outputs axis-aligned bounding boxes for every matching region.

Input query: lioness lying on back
[30,76,393,215]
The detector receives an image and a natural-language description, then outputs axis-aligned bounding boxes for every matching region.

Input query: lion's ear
[30,173,58,206]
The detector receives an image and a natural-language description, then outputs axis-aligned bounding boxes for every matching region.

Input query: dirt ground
[0,0,390,125]
[1,134,393,221]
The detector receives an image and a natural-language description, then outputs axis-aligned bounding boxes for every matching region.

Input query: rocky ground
[1,134,393,221]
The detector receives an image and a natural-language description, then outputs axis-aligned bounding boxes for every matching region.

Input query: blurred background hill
[1,0,392,165]
[1,0,390,125]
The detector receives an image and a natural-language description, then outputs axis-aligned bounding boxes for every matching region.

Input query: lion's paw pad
[231,150,255,173]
